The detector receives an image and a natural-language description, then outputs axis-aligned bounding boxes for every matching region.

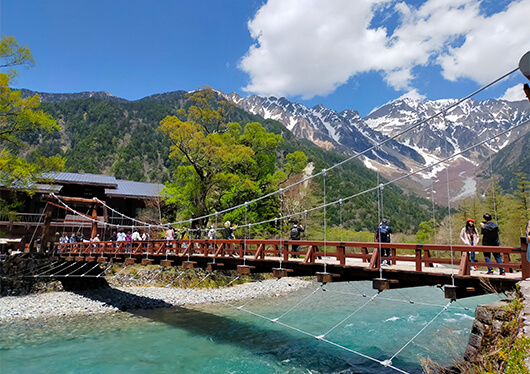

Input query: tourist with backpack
[480,213,504,275]
[375,218,392,266]
[290,220,305,257]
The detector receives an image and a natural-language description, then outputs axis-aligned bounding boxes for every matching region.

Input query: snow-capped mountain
[226,92,530,181]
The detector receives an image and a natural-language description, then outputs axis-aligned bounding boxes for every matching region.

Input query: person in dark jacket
[375,218,392,266]
[193,225,201,240]
[480,213,504,275]
[290,220,305,257]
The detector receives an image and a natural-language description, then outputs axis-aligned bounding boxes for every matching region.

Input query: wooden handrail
[52,238,530,279]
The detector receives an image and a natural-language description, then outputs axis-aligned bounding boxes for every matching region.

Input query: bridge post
[415,246,422,272]
[237,265,255,274]
[459,251,470,276]
[161,260,174,267]
[337,245,345,265]
[373,278,390,291]
[182,261,197,269]
[273,268,293,278]
[316,272,339,284]
[206,262,224,271]
[283,243,289,262]
[369,249,379,269]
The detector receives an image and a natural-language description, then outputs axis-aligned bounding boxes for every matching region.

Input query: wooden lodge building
[1,172,164,251]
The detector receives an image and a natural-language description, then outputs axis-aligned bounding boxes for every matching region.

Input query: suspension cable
[443,112,455,287]
[29,202,48,248]
[386,301,452,365]
[48,68,524,248]
[216,296,410,374]
[271,284,323,322]
[323,169,327,273]
[317,292,380,339]
[160,67,519,227]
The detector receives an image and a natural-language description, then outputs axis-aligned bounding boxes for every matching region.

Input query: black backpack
[291,226,300,240]
[482,222,499,243]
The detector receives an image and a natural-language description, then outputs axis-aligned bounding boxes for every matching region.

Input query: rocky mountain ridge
[226,93,530,176]
[21,88,530,198]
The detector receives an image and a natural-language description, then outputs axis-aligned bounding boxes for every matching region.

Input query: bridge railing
[52,238,530,279]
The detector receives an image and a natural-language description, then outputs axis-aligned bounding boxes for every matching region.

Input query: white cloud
[239,0,530,98]
[438,0,530,83]
[499,84,527,101]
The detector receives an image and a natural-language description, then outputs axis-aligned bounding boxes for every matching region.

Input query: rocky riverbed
[0,277,311,321]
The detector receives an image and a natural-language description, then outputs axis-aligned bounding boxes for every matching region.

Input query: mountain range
[225,92,530,200]
[21,88,530,202]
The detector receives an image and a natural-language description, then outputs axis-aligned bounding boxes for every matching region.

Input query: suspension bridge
[14,53,530,303]
[48,236,527,299]
[3,53,530,374]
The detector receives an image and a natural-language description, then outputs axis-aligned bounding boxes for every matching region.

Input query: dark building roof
[32,184,63,194]
[42,172,118,188]
[106,180,164,199]
[41,172,163,199]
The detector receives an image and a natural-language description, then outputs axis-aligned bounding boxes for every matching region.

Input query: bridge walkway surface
[52,238,529,300]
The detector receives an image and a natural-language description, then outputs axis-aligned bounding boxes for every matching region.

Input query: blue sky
[1,0,529,116]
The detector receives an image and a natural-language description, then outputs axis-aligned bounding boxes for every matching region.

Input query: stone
[492,319,503,332]
[464,345,478,361]
[471,320,484,336]
[475,305,493,325]
[467,332,482,349]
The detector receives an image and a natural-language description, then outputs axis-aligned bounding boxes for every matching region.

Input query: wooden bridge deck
[52,238,530,299]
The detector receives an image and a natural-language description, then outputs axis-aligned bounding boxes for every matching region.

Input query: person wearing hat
[460,218,478,271]
[223,221,237,239]
[375,218,392,266]
[480,213,504,275]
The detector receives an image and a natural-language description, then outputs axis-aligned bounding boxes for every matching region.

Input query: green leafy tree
[415,219,437,244]
[0,35,63,189]
[158,89,307,226]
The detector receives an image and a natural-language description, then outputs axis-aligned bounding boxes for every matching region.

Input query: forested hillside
[20,89,446,233]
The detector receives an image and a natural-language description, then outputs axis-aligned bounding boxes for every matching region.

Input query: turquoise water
[0,282,500,374]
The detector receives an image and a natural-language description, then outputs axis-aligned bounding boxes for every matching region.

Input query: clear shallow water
[0,281,500,374]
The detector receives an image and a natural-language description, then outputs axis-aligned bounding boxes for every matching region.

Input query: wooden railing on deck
[53,238,530,279]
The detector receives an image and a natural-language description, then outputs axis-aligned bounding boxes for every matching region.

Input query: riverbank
[0,277,311,321]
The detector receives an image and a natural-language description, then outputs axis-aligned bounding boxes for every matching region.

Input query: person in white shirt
[131,229,142,241]
[460,218,479,271]
[117,230,126,241]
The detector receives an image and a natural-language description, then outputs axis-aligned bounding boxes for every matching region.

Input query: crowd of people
[372,212,510,274]
[52,212,527,273]
[459,213,505,275]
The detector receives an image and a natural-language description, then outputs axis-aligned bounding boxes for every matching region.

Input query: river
[0,281,500,373]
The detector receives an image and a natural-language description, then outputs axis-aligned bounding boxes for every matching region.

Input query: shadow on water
[74,285,419,374]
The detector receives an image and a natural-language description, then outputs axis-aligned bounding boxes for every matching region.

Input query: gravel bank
[0,277,311,321]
